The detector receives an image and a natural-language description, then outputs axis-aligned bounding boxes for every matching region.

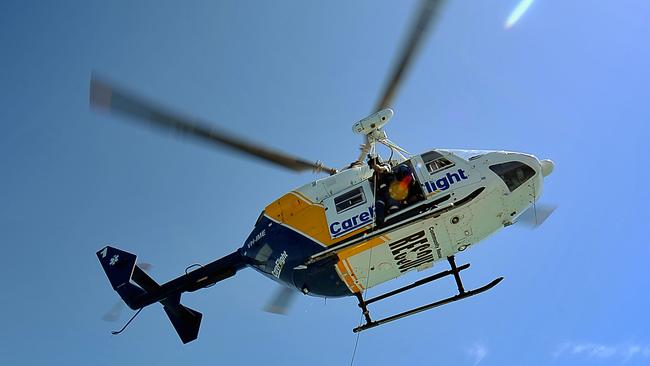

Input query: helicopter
[95,0,554,344]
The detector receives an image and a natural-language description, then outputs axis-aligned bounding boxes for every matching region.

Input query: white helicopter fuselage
[246,149,552,296]
[329,150,544,291]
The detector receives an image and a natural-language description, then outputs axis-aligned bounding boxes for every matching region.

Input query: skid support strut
[352,256,503,333]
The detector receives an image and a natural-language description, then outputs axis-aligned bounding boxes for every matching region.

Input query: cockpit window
[489,162,535,192]
[421,151,454,175]
[334,187,366,213]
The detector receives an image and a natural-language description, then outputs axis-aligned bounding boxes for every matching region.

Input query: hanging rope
[349,322,362,366]
[349,234,375,365]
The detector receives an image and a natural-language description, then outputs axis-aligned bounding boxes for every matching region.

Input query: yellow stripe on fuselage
[265,192,389,294]
[335,235,389,294]
[336,261,361,293]
[264,191,373,247]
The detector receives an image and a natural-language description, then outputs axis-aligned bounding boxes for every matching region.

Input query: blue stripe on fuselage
[241,214,352,298]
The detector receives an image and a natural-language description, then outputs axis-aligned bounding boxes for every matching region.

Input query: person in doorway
[367,155,392,226]
[388,164,416,212]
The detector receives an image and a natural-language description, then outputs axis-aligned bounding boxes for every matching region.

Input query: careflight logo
[424,169,469,194]
[329,206,374,238]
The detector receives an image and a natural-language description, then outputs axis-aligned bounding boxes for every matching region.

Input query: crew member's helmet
[395,165,411,181]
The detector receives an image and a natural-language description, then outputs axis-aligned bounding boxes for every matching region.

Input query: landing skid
[352,256,503,333]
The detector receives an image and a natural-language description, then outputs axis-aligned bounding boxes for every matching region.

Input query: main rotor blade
[263,286,296,315]
[517,204,557,229]
[353,0,447,166]
[374,0,446,111]
[90,76,337,175]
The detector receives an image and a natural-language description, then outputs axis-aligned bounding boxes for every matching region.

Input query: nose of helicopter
[540,159,554,177]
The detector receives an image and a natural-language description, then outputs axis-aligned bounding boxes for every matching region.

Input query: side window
[421,151,454,175]
[334,187,366,214]
[254,244,273,272]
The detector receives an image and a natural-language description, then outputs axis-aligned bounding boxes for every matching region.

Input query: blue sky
[1,1,649,365]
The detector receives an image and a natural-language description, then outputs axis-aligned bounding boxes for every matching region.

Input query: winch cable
[350,145,403,364]
[350,176,377,365]
[349,245,374,366]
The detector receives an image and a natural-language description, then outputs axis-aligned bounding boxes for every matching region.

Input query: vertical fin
[96,246,145,309]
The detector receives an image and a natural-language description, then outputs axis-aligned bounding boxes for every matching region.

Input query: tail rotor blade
[264,286,297,315]
[100,263,152,322]
[102,301,125,322]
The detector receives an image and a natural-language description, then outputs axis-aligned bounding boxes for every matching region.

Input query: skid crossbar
[353,256,503,333]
